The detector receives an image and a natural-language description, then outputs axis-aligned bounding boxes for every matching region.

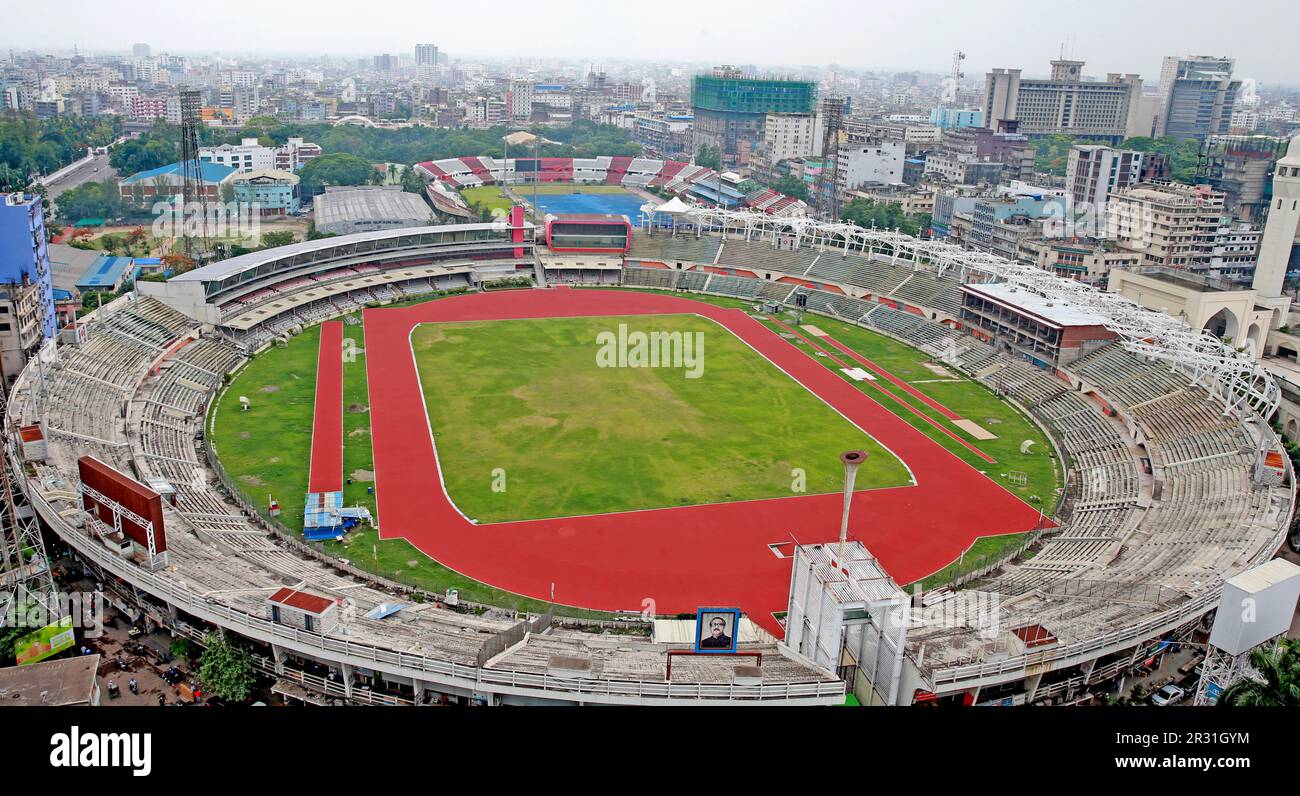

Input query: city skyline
[6,0,1300,85]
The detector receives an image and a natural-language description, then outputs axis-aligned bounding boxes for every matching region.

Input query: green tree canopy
[1217,638,1300,707]
[694,144,721,171]
[0,113,121,190]
[55,178,123,223]
[298,152,378,197]
[771,173,810,201]
[197,631,257,703]
[840,197,929,237]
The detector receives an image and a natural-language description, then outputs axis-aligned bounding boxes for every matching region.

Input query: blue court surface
[529,190,649,219]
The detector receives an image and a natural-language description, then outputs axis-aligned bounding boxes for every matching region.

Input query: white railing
[8,448,842,704]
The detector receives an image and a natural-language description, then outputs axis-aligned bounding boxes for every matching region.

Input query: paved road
[45,152,116,202]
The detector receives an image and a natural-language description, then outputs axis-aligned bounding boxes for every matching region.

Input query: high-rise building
[507,79,533,121]
[691,66,818,168]
[0,194,55,382]
[1155,56,1240,142]
[983,60,1145,143]
[415,43,438,67]
[1066,145,1144,212]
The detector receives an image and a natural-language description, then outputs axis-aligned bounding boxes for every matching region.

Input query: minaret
[1253,134,1300,327]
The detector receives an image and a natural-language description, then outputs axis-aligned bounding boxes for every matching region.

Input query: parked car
[1151,684,1185,706]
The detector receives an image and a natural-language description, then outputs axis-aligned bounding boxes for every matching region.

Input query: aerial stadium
[5,154,1294,707]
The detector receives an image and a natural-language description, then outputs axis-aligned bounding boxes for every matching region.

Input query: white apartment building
[200,138,277,173]
[984,60,1146,141]
[1066,145,1143,212]
[1210,221,1262,279]
[760,112,823,164]
[508,79,533,121]
[836,139,906,193]
[1107,182,1228,271]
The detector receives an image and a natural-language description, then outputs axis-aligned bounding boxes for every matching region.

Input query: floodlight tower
[0,379,59,632]
[178,87,211,263]
[837,450,867,558]
[815,95,846,221]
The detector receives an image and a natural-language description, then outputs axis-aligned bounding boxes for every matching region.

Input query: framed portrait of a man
[694,607,740,654]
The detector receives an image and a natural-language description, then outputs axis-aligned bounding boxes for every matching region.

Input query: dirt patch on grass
[238,431,251,439]
[239,474,265,486]
[350,469,375,482]
[512,415,560,429]
[348,427,370,437]
[348,404,369,414]
[259,384,280,393]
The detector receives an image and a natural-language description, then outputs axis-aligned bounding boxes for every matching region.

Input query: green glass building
[690,75,818,116]
[690,71,820,169]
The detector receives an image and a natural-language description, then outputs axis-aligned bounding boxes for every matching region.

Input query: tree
[260,230,296,249]
[55,178,122,223]
[161,253,193,274]
[694,144,721,171]
[1217,639,1300,707]
[297,152,376,197]
[840,197,928,237]
[772,173,810,202]
[399,164,425,194]
[197,631,257,702]
[110,121,180,176]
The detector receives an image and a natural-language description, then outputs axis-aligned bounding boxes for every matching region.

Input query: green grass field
[411,314,911,522]
[594,290,1062,585]
[459,186,514,216]
[211,287,1062,606]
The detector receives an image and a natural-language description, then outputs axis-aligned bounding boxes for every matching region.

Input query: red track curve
[308,320,344,493]
[360,289,1043,636]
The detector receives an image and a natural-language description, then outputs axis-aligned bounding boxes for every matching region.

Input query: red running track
[308,320,344,494]
[819,332,963,421]
[360,289,1044,636]
[769,317,995,465]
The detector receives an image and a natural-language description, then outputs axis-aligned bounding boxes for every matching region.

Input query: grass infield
[410,313,911,522]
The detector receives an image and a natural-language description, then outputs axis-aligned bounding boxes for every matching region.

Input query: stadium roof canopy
[169,221,533,283]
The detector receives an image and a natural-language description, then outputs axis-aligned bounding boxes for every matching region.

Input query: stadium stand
[8,225,844,707]
[615,209,1292,705]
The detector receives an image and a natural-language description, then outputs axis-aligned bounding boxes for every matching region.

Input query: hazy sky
[7,0,1300,85]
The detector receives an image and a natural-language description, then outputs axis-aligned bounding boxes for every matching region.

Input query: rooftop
[315,186,435,229]
[170,221,532,284]
[0,654,100,706]
[120,159,237,186]
[963,282,1108,327]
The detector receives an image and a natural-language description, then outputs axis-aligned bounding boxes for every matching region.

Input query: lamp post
[838,450,867,558]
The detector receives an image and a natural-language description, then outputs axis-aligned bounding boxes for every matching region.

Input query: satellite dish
[1019,440,1036,454]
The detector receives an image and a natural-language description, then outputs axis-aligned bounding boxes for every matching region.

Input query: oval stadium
[6,155,1295,708]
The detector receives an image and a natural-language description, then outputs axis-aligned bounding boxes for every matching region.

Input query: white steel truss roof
[678,207,1280,418]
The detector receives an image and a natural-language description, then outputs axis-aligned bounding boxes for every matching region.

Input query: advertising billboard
[14,616,76,666]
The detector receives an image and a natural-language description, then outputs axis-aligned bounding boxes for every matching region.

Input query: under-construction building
[1197,136,1289,222]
